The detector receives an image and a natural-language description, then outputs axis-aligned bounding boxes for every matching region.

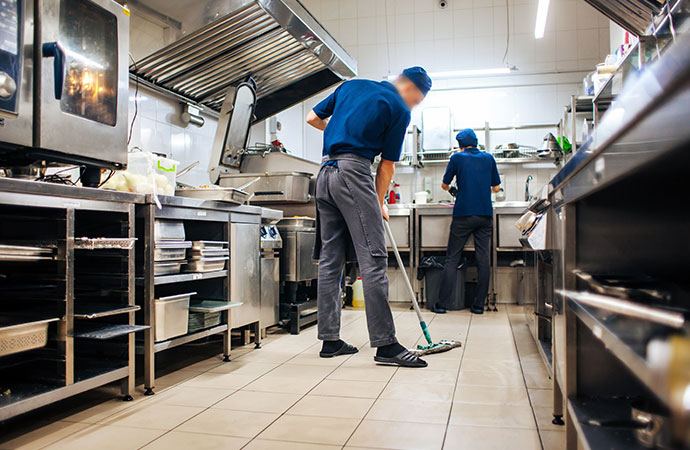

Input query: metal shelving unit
[550,31,690,450]
[0,179,142,421]
[137,199,231,396]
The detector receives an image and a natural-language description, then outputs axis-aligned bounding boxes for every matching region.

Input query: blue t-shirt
[443,148,501,217]
[313,80,411,162]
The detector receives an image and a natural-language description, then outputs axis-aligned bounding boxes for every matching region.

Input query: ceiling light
[387,66,518,81]
[534,0,550,39]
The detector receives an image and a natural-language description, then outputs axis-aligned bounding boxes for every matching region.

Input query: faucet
[525,175,533,201]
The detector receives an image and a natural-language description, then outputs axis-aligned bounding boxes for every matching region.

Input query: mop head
[411,339,462,356]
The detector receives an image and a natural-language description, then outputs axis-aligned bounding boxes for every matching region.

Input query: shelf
[148,324,229,353]
[74,324,149,340]
[73,304,140,319]
[153,270,228,285]
[568,398,648,450]
[566,296,672,406]
[0,367,129,421]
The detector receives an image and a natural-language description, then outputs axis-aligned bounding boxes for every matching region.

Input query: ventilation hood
[583,0,665,35]
[128,0,356,121]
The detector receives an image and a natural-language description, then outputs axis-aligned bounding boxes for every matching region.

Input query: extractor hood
[128,0,356,121]
[583,0,665,35]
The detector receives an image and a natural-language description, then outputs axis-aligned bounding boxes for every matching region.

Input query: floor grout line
[440,310,473,450]
[507,307,546,450]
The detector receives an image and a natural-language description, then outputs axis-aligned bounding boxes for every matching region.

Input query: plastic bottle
[352,278,365,309]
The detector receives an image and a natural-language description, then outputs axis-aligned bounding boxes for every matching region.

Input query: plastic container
[102,151,178,196]
[352,278,365,309]
[154,292,194,341]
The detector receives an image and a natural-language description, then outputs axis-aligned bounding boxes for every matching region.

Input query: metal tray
[191,240,227,250]
[188,248,229,258]
[74,324,149,340]
[74,237,137,250]
[175,187,249,204]
[154,247,187,262]
[154,261,186,276]
[0,318,59,357]
[0,244,55,261]
[154,220,185,241]
[189,300,242,313]
[183,257,228,273]
[155,240,192,249]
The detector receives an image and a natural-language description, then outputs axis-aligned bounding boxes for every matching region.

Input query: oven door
[37,0,128,167]
[0,0,33,149]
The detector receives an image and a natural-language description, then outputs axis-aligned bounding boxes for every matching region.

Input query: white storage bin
[154,292,195,341]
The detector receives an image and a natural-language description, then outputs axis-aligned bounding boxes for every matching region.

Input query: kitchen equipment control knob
[0,72,17,99]
[268,227,278,238]
[260,226,267,238]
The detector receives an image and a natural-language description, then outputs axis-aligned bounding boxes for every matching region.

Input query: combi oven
[0,0,129,169]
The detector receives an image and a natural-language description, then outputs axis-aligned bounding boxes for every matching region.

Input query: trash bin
[418,256,468,311]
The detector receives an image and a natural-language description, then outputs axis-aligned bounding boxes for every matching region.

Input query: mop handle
[384,220,425,324]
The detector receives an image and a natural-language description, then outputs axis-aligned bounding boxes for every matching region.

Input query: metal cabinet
[230,221,260,329]
[260,256,279,329]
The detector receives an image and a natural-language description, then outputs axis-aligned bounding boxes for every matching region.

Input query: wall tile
[434,10,454,40]
[394,14,415,43]
[358,17,378,45]
[414,12,435,41]
[576,1,600,30]
[339,0,358,19]
[577,29,600,60]
[556,30,577,61]
[472,7,494,37]
[321,0,339,20]
[453,9,474,38]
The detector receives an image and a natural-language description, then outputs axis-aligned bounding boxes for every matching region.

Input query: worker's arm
[492,185,501,193]
[375,159,396,221]
[441,182,451,191]
[306,110,328,131]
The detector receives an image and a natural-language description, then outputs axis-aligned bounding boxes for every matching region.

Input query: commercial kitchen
[0,0,689,448]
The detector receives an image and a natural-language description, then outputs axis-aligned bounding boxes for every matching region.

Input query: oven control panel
[0,0,21,114]
[260,225,282,249]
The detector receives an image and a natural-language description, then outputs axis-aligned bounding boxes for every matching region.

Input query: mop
[384,221,462,356]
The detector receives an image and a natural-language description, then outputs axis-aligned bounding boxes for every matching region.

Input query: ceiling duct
[128,0,357,121]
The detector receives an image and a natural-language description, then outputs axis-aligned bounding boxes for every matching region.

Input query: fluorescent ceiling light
[534,0,550,39]
[387,66,517,81]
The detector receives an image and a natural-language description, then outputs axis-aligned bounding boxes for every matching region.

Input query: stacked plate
[184,241,229,273]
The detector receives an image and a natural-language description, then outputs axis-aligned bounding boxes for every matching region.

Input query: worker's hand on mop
[381,203,389,222]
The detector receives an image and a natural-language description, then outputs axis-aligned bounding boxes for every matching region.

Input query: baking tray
[183,257,228,273]
[191,241,227,250]
[154,261,186,276]
[175,186,249,204]
[0,318,60,357]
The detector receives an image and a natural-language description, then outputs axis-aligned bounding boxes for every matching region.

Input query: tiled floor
[0,305,566,449]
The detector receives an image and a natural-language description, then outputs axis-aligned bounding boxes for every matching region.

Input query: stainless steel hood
[128,0,356,120]
[583,0,665,35]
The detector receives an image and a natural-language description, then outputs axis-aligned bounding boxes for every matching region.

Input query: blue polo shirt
[443,148,501,217]
[313,80,411,162]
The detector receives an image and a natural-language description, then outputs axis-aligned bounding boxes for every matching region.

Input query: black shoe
[374,349,428,368]
[432,304,447,314]
[319,341,359,358]
[470,306,484,315]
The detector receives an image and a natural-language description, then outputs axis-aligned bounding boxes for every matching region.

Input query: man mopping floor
[306,67,431,368]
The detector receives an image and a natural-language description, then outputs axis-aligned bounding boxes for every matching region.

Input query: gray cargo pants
[313,153,398,347]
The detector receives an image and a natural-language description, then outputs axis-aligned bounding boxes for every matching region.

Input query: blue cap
[401,66,432,96]
[456,128,478,148]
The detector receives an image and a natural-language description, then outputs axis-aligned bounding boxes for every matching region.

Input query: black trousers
[438,215,493,309]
